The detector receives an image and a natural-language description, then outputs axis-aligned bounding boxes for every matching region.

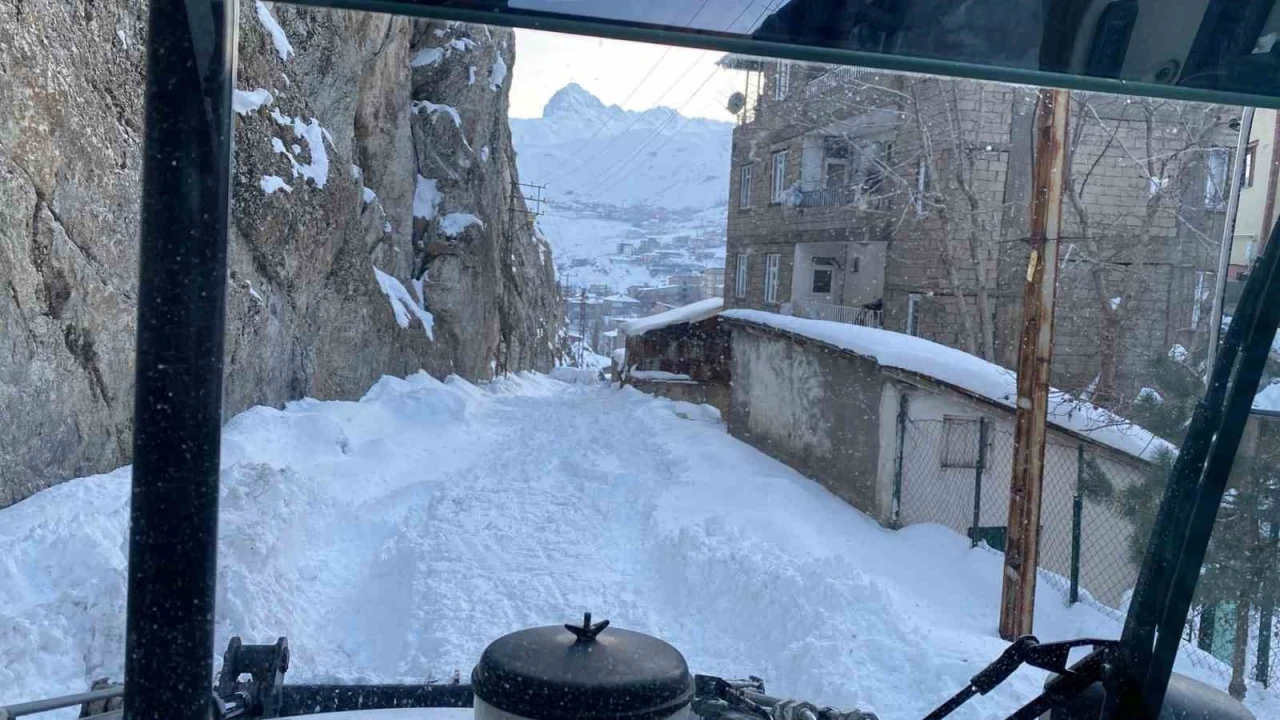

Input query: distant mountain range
[509,83,733,211]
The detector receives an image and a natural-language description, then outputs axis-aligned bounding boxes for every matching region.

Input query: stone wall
[0,2,561,506]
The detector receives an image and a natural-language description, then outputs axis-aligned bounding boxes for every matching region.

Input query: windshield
[2,2,1280,720]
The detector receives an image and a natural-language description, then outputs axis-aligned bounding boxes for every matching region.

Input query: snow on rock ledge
[374,267,435,340]
[722,310,1174,463]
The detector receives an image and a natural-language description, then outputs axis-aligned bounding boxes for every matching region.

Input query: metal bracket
[215,637,290,718]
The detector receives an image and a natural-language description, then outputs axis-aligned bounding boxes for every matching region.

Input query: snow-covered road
[1,372,1276,719]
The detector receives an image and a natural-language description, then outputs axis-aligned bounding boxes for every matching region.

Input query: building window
[851,256,860,273]
[906,293,921,336]
[942,417,980,468]
[1246,141,1258,188]
[811,257,837,295]
[1205,147,1230,210]
[774,60,791,100]
[739,164,753,208]
[824,136,851,188]
[764,253,781,303]
[771,150,788,203]
[735,253,749,298]
[812,269,833,295]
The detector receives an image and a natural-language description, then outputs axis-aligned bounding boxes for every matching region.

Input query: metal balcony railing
[797,184,888,210]
[791,300,883,328]
[805,66,863,98]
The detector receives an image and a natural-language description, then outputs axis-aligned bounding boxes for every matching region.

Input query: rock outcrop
[0,1,561,506]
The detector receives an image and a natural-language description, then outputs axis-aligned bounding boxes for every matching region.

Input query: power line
[570,0,778,196]
[536,0,715,184]
[560,0,779,197]
[573,65,724,195]
[547,0,773,190]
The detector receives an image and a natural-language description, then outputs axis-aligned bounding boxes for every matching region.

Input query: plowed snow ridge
[1,371,1276,719]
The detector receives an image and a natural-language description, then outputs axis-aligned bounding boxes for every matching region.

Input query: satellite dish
[726,92,745,115]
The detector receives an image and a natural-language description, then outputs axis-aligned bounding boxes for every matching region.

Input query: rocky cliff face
[0,1,561,506]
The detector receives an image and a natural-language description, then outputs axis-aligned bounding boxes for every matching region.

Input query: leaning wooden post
[999,87,1070,640]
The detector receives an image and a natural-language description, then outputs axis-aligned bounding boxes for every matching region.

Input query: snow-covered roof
[603,294,640,303]
[718,53,766,71]
[620,298,724,338]
[722,310,1175,463]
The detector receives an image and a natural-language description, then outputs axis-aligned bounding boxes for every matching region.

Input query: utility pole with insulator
[999,87,1070,640]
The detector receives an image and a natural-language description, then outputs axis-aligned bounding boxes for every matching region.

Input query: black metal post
[1256,511,1280,686]
[124,0,236,718]
[891,394,908,528]
[1069,444,1084,605]
[971,418,987,547]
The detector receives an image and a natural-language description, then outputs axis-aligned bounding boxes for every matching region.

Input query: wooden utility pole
[999,87,1070,640]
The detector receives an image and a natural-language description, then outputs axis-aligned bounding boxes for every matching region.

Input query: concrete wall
[726,322,889,521]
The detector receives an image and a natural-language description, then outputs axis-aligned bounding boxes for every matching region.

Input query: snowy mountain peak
[543,82,608,119]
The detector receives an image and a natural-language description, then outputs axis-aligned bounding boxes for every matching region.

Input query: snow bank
[722,310,1174,463]
[439,213,483,237]
[373,267,434,340]
[233,88,274,115]
[3,375,1274,718]
[629,370,694,382]
[254,1,294,61]
[620,297,723,337]
[413,176,441,221]
[548,367,602,385]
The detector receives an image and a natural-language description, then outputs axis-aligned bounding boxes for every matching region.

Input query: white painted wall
[891,385,1142,608]
[789,241,887,307]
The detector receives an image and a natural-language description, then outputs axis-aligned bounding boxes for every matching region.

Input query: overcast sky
[508,28,742,122]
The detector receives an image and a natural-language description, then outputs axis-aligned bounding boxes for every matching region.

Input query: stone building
[722,57,1237,406]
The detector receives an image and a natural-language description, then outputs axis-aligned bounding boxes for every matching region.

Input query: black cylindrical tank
[472,614,695,720]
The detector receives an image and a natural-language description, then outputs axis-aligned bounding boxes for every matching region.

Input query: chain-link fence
[892,415,1280,689]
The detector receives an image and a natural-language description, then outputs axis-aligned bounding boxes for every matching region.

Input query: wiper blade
[922,636,1120,720]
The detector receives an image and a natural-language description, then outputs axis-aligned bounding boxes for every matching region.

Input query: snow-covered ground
[2,373,1277,719]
